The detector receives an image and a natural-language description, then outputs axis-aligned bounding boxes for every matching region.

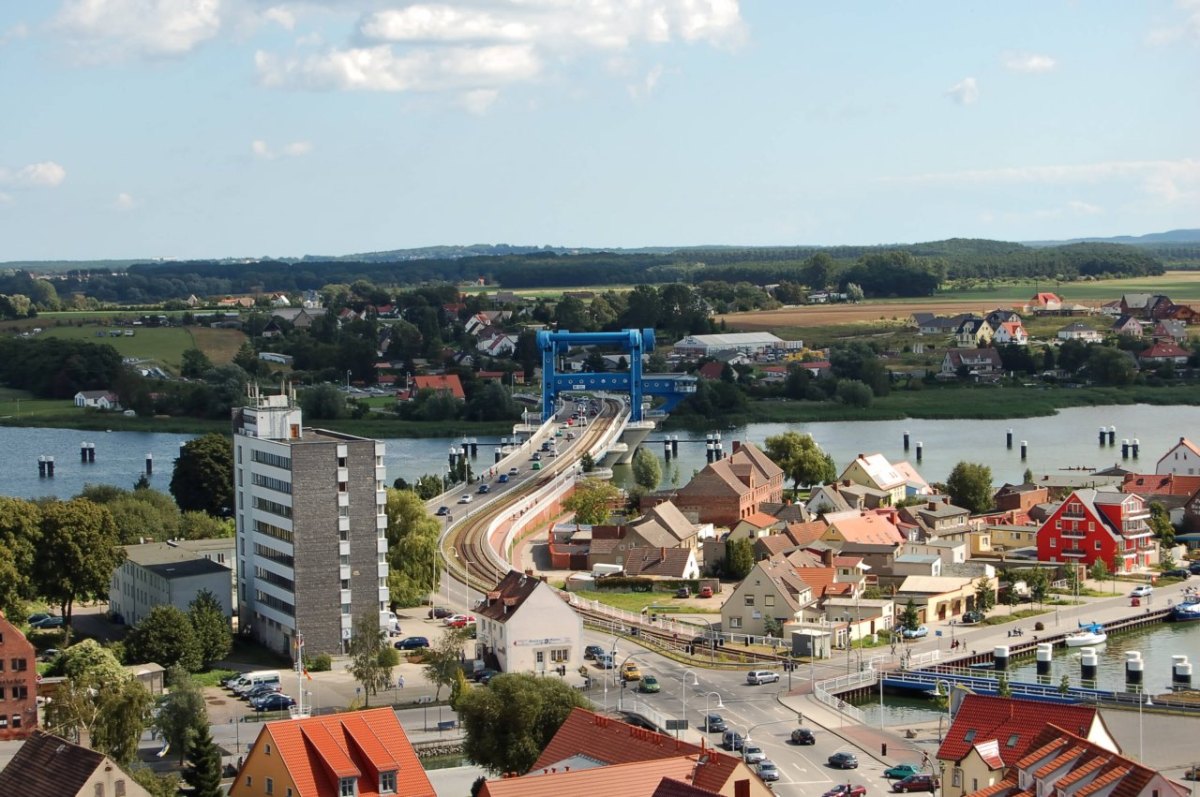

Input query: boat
[1170,597,1200,622]
[1065,622,1107,647]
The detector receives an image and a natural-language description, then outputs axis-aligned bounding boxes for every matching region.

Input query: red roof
[697,361,724,380]
[480,757,723,797]
[412,374,465,399]
[1121,473,1200,497]
[935,694,1100,766]
[1140,342,1189,359]
[739,511,778,529]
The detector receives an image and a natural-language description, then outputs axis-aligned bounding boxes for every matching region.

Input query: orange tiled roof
[740,511,778,529]
[412,374,466,399]
[480,756,723,797]
[784,520,827,546]
[937,695,1098,766]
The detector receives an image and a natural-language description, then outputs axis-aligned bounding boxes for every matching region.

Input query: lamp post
[616,651,649,712]
[345,369,351,391]
[674,670,700,738]
[702,691,724,725]
[737,719,797,766]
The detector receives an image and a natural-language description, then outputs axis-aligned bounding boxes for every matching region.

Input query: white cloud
[54,0,221,58]
[0,161,68,188]
[113,192,137,210]
[1001,51,1057,73]
[1147,0,1200,45]
[628,64,665,99]
[257,43,541,92]
[252,139,314,159]
[261,6,295,31]
[460,88,499,115]
[1,22,30,45]
[946,77,979,105]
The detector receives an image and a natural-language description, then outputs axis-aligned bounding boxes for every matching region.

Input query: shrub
[306,653,332,672]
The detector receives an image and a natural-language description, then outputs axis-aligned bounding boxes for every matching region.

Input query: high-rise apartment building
[233,385,389,656]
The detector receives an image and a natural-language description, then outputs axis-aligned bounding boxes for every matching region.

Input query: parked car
[828,752,860,769]
[675,587,690,598]
[639,675,661,693]
[584,645,605,660]
[430,607,454,619]
[721,730,745,751]
[244,684,282,702]
[1162,569,1190,579]
[742,744,765,765]
[791,728,816,745]
[26,613,54,626]
[30,615,64,629]
[823,784,867,797]
[1130,584,1153,598]
[884,764,921,780]
[698,586,714,598]
[38,648,62,663]
[253,693,296,712]
[472,668,499,683]
[746,670,779,685]
[902,625,928,639]
[394,636,430,650]
[893,774,939,793]
[457,494,473,504]
[702,714,727,732]
[445,614,475,627]
[596,654,615,669]
[621,662,642,681]
[960,611,984,625]
[1189,562,1200,576]
[477,484,490,494]
[757,760,780,783]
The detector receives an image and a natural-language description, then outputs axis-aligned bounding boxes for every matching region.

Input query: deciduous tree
[33,498,124,636]
[723,538,754,580]
[973,577,996,616]
[563,479,620,525]
[170,433,233,517]
[631,446,662,491]
[126,605,204,673]
[0,497,40,619]
[189,590,232,668]
[764,431,837,492]
[945,461,993,515]
[385,488,442,608]
[423,628,470,700]
[154,667,208,763]
[348,614,396,707]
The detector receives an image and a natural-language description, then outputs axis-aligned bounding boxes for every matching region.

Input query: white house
[991,321,1028,346]
[74,390,120,410]
[1157,437,1200,477]
[1057,322,1103,343]
[476,570,582,675]
[109,542,233,627]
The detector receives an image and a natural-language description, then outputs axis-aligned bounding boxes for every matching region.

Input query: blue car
[497,474,510,483]
[253,693,296,712]
[31,616,64,629]
[902,625,928,639]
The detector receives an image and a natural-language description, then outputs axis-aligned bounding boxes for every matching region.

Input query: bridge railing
[813,671,872,723]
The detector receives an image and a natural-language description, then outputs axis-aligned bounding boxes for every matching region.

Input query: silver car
[757,760,780,782]
[743,744,766,765]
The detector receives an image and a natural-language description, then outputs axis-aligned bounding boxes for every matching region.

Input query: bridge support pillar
[993,645,1009,671]
[1080,647,1098,685]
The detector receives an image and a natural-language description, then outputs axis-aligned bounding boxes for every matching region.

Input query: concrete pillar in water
[470,439,479,458]
[1098,426,1106,445]
[87,442,95,462]
[663,439,672,461]
[1020,441,1028,460]
[1121,440,1130,459]
[915,442,923,462]
[1108,426,1116,446]
[1172,655,1192,689]
[494,446,502,463]
[81,442,89,463]
[145,453,153,475]
[671,436,679,456]
[1036,643,1053,678]
[903,431,910,451]
[1006,429,1013,449]
[1125,651,1144,690]
[37,455,47,477]
[706,440,715,463]
[1080,647,1098,684]
[1132,439,1140,459]
[47,456,55,477]
[993,645,1010,671]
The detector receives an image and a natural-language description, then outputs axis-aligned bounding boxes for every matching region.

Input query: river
[4,404,1199,500]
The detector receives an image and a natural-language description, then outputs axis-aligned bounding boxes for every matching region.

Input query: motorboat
[1170,596,1200,622]
[1065,622,1107,647]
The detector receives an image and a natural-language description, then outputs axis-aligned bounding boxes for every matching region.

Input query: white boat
[1170,597,1200,622]
[1065,622,1107,647]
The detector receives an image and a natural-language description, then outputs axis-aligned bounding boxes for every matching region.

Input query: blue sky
[1,1,1198,260]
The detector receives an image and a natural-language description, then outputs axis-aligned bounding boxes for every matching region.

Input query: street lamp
[736,719,797,765]
[345,369,352,390]
[674,670,700,738]
[702,691,724,722]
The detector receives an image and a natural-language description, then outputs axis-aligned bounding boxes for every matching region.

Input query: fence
[813,670,874,723]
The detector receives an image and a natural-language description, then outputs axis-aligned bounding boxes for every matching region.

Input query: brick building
[0,613,38,740]
[670,441,783,526]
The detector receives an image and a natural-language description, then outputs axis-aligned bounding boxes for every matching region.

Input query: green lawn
[573,590,720,614]
[35,326,198,372]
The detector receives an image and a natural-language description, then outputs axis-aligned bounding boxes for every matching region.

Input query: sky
[0,1,1198,261]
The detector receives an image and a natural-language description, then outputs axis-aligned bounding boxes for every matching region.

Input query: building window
[953,769,962,787]
[246,777,252,788]
[11,658,26,672]
[730,617,742,628]
[10,714,19,728]
[340,777,357,797]
[1007,734,1019,747]
[266,777,274,794]
[94,785,104,797]
[1095,541,1101,550]
[1055,520,1061,530]
[764,595,775,607]
[380,771,397,794]
[115,781,126,797]
[0,717,6,729]
[265,744,271,755]
[744,595,755,607]
[1049,538,1056,548]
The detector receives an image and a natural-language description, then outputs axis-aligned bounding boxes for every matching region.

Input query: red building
[669,441,784,527]
[0,613,38,740]
[1036,488,1155,572]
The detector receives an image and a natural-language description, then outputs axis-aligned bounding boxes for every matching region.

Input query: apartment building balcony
[1060,529,1087,539]
[1123,507,1151,521]
[1062,548,1087,558]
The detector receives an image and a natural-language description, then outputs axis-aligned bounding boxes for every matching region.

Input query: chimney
[735,779,751,797]
[732,440,742,453]
[539,575,547,583]
[822,548,833,566]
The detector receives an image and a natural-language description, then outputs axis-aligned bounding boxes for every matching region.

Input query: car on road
[756,760,780,783]
[38,648,62,663]
[823,784,867,797]
[721,731,745,751]
[596,654,615,669]
[472,668,499,683]
[960,611,984,625]
[902,625,929,639]
[253,693,296,712]
[828,752,860,769]
[698,586,714,598]
[742,744,765,765]
[508,467,520,476]
[584,645,605,660]
[566,432,576,440]
[30,615,64,629]
[532,462,542,470]
[394,636,430,650]
[531,453,541,461]
[477,484,490,494]
[431,607,453,619]
[497,474,510,483]
[884,764,921,780]
[639,675,661,693]
[457,494,473,504]
[1162,568,1190,580]
[1130,584,1153,598]
[893,774,939,793]
[746,670,779,685]
[445,614,475,627]
[621,662,642,681]
[702,714,727,732]
[435,506,450,516]
[791,728,816,745]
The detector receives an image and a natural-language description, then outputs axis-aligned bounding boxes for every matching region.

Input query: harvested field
[717,300,1008,330]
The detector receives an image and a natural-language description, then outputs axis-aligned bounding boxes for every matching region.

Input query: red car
[447,614,476,628]
[699,586,713,598]
[823,785,867,797]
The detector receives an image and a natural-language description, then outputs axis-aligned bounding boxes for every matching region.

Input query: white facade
[1157,437,1200,476]
[673,332,794,357]
[477,579,583,675]
[109,543,233,627]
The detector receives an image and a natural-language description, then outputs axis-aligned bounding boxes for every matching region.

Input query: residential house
[671,441,784,526]
[1153,319,1188,343]
[229,707,434,797]
[1120,472,1200,511]
[899,499,972,541]
[1121,293,1174,320]
[1138,341,1190,367]
[894,460,933,497]
[408,374,466,400]
[1184,485,1200,532]
[991,321,1028,346]
[955,318,994,348]
[891,553,942,577]
[937,694,1115,797]
[476,570,582,675]
[73,389,119,409]
[721,558,814,636]
[728,511,785,541]
[753,533,797,561]
[1056,322,1102,343]
[476,330,519,357]
[896,575,992,622]
[962,724,1184,797]
[0,729,154,796]
[622,547,700,579]
[0,613,37,739]
[696,361,726,381]
[1036,488,1155,572]
[588,501,704,570]
[918,315,968,336]
[758,501,811,524]
[941,348,1003,378]
[109,542,233,627]
[806,483,855,516]
[480,759,731,797]
[821,511,905,547]
[531,708,771,797]
[973,517,1040,559]
[1027,293,1062,313]
[1164,303,1199,323]
[839,453,908,504]
[985,309,1022,327]
[904,538,968,565]
[993,483,1049,513]
[783,519,829,548]
[1157,437,1200,476]
[1111,315,1145,338]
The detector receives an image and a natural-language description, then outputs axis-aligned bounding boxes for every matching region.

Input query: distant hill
[1024,229,1200,246]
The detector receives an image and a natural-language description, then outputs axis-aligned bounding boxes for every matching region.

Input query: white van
[382,611,401,635]
[232,670,282,695]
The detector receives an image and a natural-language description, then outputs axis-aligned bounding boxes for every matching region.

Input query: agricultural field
[14,325,244,374]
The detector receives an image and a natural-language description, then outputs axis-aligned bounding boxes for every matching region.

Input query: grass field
[18,324,246,373]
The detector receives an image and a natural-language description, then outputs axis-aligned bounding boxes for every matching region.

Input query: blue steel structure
[536,328,696,422]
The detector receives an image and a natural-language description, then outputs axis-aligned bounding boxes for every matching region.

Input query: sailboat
[1065,622,1107,647]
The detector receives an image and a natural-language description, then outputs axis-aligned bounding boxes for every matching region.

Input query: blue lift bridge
[536,328,696,422]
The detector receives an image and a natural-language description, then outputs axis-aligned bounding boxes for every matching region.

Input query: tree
[182,723,224,797]
[129,766,181,797]
[457,672,588,774]
[299,383,347,420]
[1148,501,1175,548]
[901,599,920,631]
[126,605,204,673]
[384,489,442,608]
[449,668,471,710]
[0,497,40,619]
[945,461,993,515]
[180,348,213,378]
[170,433,233,517]
[348,614,397,707]
[836,379,873,408]
[424,628,470,700]
[154,667,208,764]
[973,577,996,616]
[1089,560,1109,582]
[189,590,232,668]
[1028,568,1049,607]
[33,498,124,637]
[1022,467,1034,484]
[45,640,152,765]
[763,431,837,493]
[845,282,865,303]
[723,538,754,580]
[631,446,662,491]
[178,511,234,540]
[997,673,1012,698]
[562,479,620,525]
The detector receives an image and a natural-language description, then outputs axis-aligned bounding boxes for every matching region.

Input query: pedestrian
[397,674,405,689]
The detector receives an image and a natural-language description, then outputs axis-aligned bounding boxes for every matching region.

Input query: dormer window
[379,771,397,794]
[339,777,357,797]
